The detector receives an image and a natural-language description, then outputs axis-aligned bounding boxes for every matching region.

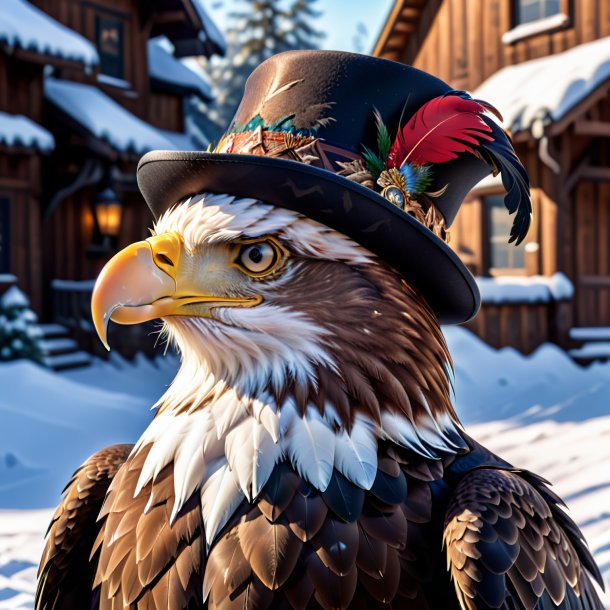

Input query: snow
[1,329,610,607]
[476,272,574,303]
[0,353,178,508]
[571,327,610,341]
[148,37,214,101]
[50,279,95,292]
[473,36,610,134]
[0,113,54,153]
[0,0,98,68]
[44,78,192,155]
[96,73,132,90]
[569,342,610,360]
[188,0,227,55]
[0,288,29,310]
[501,12,570,45]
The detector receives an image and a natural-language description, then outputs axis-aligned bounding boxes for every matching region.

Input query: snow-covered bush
[0,286,43,363]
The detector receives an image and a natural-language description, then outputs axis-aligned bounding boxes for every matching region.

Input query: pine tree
[0,286,43,363]
[187,0,325,142]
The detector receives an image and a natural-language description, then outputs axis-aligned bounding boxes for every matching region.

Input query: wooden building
[0,0,223,366]
[374,0,610,357]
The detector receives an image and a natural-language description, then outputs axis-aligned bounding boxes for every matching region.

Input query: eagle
[36,51,604,610]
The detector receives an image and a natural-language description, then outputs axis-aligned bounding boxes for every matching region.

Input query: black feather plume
[449,90,532,245]
[479,116,532,245]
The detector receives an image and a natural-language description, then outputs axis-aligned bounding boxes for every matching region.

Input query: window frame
[95,12,126,80]
[83,2,131,83]
[483,192,528,277]
[504,0,572,45]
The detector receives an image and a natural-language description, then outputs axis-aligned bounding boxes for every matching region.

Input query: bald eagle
[36,192,603,610]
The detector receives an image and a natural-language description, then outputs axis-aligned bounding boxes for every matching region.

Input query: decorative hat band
[214,90,531,247]
[215,125,453,242]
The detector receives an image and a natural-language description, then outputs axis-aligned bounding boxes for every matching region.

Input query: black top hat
[137,50,531,324]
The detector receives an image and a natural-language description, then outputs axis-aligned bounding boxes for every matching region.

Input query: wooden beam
[152,10,188,25]
[394,21,417,34]
[580,275,610,287]
[400,7,422,20]
[579,166,610,183]
[384,37,409,52]
[372,0,407,57]
[574,119,610,138]
[550,84,610,135]
[567,159,610,191]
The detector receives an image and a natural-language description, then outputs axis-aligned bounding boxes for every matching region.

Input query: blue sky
[207,0,394,54]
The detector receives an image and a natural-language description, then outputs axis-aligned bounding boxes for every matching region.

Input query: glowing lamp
[93,188,122,237]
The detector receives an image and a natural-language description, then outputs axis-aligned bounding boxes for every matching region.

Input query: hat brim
[137,151,480,324]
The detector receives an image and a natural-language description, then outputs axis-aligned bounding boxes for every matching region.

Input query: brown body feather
[37,440,604,609]
[36,444,133,610]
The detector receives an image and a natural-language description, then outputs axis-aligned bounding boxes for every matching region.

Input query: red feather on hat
[386,95,498,168]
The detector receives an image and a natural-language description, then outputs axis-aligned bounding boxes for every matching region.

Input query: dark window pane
[515,0,561,25]
[96,15,124,79]
[486,195,526,269]
[0,199,9,273]
[491,244,509,269]
[545,0,560,17]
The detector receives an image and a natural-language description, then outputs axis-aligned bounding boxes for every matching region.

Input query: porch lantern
[93,188,122,238]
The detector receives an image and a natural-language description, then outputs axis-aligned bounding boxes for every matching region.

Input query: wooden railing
[464,299,572,354]
[51,279,163,358]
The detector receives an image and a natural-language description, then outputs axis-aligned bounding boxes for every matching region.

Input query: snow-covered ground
[0,329,609,608]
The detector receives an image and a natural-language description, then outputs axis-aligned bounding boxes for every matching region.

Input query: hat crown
[220,50,492,228]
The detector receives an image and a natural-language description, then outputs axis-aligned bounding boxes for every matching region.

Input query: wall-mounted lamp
[93,187,122,238]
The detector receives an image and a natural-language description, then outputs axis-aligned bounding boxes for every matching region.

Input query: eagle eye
[235,239,283,277]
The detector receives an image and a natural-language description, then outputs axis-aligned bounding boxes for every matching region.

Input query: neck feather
[132,261,466,543]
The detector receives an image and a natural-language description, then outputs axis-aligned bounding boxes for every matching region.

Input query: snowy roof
[188,0,227,55]
[473,36,610,135]
[476,273,574,304]
[0,0,99,67]
[148,37,214,101]
[44,78,200,155]
[0,111,54,152]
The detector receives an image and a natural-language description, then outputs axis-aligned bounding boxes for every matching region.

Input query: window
[0,199,9,273]
[485,195,525,271]
[95,14,124,79]
[514,0,561,25]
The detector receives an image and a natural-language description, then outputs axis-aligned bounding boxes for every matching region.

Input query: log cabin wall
[0,51,45,313]
[42,187,152,287]
[148,91,184,132]
[0,156,44,314]
[31,0,153,120]
[390,0,610,92]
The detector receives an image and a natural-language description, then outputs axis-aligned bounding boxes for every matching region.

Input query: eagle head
[91,193,466,522]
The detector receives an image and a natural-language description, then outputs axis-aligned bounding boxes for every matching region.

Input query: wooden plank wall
[409,0,610,90]
[573,180,610,327]
[465,301,555,353]
[32,0,153,119]
[148,92,183,132]
[0,157,43,313]
[0,53,45,312]
[42,189,152,294]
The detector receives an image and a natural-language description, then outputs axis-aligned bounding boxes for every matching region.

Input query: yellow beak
[91,232,259,350]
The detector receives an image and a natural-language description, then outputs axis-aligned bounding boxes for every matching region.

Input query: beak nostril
[156,253,174,267]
